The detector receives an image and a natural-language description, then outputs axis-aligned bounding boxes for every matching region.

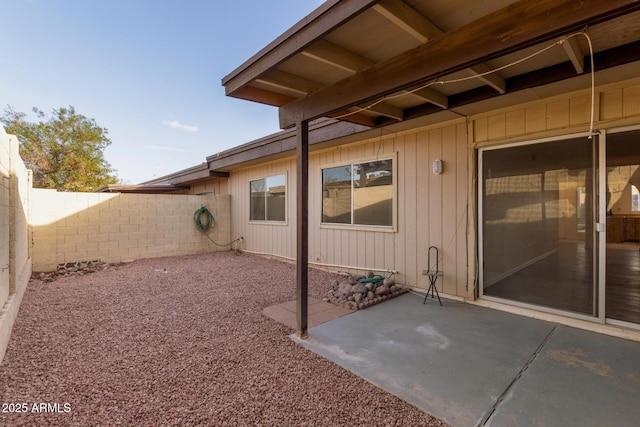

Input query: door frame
[478,131,602,324]
[603,125,640,331]
[478,126,640,330]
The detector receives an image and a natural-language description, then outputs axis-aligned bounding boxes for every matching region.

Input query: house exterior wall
[229,159,296,263]
[31,191,231,272]
[155,79,639,308]
[469,76,640,300]
[221,76,640,301]
[0,126,33,363]
[228,120,470,297]
[190,179,229,196]
[471,77,640,147]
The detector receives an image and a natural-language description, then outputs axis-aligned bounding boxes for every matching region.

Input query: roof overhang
[95,184,191,194]
[141,163,230,186]
[222,0,640,130]
[206,118,370,172]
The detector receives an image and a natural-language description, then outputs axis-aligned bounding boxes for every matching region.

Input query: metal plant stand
[424,246,443,306]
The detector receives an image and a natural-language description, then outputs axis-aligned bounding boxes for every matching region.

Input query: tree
[1,105,119,192]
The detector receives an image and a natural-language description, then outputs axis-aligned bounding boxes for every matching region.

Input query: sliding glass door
[480,135,598,317]
[605,128,640,325]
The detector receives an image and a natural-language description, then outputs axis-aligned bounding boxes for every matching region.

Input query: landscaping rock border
[323,271,408,310]
[2,252,446,426]
[34,259,125,283]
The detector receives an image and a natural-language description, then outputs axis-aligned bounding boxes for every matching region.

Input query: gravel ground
[0,251,447,426]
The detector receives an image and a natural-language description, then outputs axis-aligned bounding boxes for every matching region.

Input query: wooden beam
[349,101,404,121]
[280,0,640,128]
[372,0,442,43]
[233,86,297,107]
[377,39,640,127]
[328,110,377,127]
[223,0,381,96]
[375,0,506,94]
[301,39,374,73]
[410,87,449,109]
[255,70,323,97]
[562,35,585,74]
[465,63,507,94]
[296,118,309,339]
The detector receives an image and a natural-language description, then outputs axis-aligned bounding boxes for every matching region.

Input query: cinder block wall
[0,130,10,310]
[0,126,33,363]
[31,191,232,272]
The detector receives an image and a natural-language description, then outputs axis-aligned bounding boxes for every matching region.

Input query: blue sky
[0,0,324,184]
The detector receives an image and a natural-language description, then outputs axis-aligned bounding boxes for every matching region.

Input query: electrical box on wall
[433,159,443,175]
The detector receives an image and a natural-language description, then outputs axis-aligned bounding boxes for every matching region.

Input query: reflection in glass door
[480,136,597,317]
[606,129,640,325]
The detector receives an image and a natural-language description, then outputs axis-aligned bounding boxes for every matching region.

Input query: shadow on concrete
[292,293,640,427]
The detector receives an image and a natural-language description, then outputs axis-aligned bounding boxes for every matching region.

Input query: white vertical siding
[471,78,640,147]
[190,179,228,196]
[228,120,469,295]
[205,78,640,299]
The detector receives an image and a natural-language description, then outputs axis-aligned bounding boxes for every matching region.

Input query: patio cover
[221,0,640,336]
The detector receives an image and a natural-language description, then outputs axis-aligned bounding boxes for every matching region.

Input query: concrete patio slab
[486,325,640,427]
[291,293,640,427]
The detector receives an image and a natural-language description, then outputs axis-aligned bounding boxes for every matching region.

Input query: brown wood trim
[375,38,640,126]
[328,110,377,127]
[222,0,381,96]
[231,86,298,107]
[296,119,309,338]
[279,0,640,128]
[208,171,230,178]
[206,120,370,171]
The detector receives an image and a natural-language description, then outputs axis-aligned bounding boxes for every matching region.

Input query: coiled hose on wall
[194,205,242,249]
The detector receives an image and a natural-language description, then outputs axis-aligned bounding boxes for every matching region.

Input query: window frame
[319,153,397,232]
[249,173,287,224]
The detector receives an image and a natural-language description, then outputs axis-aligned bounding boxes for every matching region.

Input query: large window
[250,174,286,222]
[322,158,393,227]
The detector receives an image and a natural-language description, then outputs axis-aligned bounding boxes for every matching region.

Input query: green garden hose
[194,205,242,248]
[358,275,384,283]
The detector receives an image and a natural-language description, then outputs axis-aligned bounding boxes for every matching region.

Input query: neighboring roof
[140,163,229,186]
[95,184,190,194]
[143,118,370,185]
[206,117,371,172]
[222,0,640,129]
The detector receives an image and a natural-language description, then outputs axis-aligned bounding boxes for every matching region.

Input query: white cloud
[163,120,199,132]
[144,145,186,153]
